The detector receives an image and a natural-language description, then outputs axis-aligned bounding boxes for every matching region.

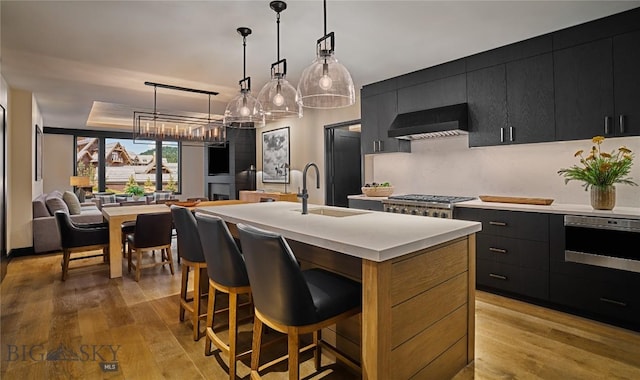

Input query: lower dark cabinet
[348,198,384,211]
[550,273,640,329]
[477,259,549,300]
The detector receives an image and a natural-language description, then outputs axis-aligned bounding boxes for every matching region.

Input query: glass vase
[590,185,616,210]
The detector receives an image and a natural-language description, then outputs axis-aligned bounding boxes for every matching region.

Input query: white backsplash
[371,135,640,208]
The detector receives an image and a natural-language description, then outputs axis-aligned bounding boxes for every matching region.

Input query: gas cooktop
[387,194,476,204]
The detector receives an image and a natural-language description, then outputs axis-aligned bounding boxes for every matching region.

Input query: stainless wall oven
[564,215,640,273]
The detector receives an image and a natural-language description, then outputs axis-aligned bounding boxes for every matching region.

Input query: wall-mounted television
[208,143,230,175]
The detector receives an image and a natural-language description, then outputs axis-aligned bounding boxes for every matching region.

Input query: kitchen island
[195,201,481,379]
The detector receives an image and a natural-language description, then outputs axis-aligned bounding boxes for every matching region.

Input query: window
[74,135,180,194]
[75,136,101,192]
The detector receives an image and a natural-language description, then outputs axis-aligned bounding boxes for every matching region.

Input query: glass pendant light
[297,0,355,109]
[257,1,302,121]
[224,27,265,128]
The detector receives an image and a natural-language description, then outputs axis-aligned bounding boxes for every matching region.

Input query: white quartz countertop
[347,194,388,201]
[457,199,640,219]
[195,201,481,262]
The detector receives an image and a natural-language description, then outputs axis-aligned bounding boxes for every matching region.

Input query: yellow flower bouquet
[558,136,637,190]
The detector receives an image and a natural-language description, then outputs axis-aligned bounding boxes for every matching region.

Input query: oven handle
[565,250,640,273]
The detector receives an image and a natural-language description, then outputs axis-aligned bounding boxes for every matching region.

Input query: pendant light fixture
[224,27,265,128]
[257,1,302,121]
[297,0,355,109]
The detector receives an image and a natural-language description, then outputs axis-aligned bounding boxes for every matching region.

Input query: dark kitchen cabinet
[548,214,640,330]
[360,91,410,155]
[348,198,384,212]
[554,30,640,140]
[397,74,466,114]
[613,30,640,137]
[467,53,555,147]
[455,207,550,300]
[554,39,615,141]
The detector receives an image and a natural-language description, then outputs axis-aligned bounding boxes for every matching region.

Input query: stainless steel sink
[295,208,370,217]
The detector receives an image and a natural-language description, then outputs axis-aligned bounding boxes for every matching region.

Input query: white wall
[255,98,361,205]
[371,135,640,208]
[43,134,74,193]
[8,88,43,250]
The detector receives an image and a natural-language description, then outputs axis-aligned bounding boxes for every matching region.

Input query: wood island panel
[201,203,477,380]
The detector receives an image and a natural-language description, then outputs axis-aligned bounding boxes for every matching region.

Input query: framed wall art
[262,126,290,184]
[35,124,43,181]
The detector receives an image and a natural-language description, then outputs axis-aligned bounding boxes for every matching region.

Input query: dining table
[101,200,248,278]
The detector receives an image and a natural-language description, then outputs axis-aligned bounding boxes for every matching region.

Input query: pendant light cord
[323,0,327,36]
[242,35,247,80]
[276,12,281,61]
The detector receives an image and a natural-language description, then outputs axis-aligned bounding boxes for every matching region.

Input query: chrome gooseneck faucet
[298,162,320,214]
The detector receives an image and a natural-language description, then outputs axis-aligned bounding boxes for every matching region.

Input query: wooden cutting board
[479,195,554,205]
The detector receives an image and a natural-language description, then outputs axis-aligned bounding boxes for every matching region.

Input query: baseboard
[0,251,9,283]
[9,246,35,257]
[1,247,37,283]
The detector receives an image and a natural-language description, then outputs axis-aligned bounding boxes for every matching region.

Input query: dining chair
[118,200,147,256]
[54,211,110,281]
[170,205,208,341]
[127,212,174,282]
[236,223,362,380]
[195,213,252,380]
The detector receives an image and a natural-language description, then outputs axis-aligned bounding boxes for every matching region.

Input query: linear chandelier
[133,82,226,145]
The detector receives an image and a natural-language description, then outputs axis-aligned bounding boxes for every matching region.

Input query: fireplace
[209,183,231,201]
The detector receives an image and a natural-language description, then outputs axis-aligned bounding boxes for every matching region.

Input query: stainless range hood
[387,103,468,140]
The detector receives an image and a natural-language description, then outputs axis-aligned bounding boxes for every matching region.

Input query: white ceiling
[2,1,639,132]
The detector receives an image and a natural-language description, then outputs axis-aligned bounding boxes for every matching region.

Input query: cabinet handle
[604,116,612,134]
[373,141,377,152]
[620,115,625,134]
[509,126,514,142]
[599,297,627,307]
[489,247,507,254]
[500,127,505,143]
[489,221,507,226]
[378,140,384,152]
[489,273,508,280]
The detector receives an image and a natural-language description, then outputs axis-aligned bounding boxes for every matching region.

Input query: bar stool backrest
[237,223,317,326]
[194,213,249,288]
[170,206,205,263]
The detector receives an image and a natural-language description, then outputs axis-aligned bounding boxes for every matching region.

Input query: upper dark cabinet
[397,74,466,114]
[555,29,640,140]
[613,29,640,137]
[554,39,615,141]
[360,91,410,155]
[467,53,555,147]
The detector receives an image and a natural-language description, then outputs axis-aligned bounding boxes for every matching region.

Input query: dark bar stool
[194,213,252,380]
[237,223,362,380]
[170,205,208,341]
[127,212,174,282]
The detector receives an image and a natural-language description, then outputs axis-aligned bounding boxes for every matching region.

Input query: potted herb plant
[558,136,636,210]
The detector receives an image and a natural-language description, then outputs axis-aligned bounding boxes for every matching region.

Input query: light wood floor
[1,248,639,379]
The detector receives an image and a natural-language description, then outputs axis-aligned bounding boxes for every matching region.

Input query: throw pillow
[95,193,116,206]
[62,191,82,215]
[154,192,174,201]
[45,195,69,215]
